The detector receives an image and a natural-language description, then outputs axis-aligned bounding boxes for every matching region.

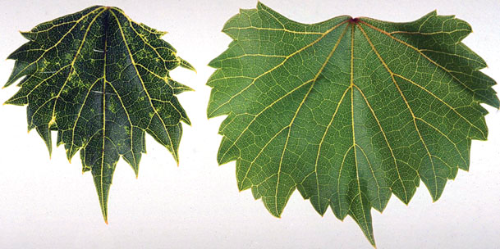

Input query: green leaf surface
[4,6,194,223]
[207,2,498,245]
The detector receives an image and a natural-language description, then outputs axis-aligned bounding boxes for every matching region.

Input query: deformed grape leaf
[207,2,498,245]
[4,6,194,223]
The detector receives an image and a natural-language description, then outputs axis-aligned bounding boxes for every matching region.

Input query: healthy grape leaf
[207,2,498,245]
[4,6,194,223]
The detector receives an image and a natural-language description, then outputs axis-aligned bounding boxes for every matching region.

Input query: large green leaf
[207,2,498,245]
[4,6,194,222]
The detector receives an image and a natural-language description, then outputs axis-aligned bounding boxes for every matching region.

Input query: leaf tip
[179,58,196,73]
[268,210,282,219]
[360,225,377,247]
[47,146,53,159]
[170,150,180,166]
[191,66,198,74]
[266,204,284,219]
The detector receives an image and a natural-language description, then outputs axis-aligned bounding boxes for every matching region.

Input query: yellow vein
[25,20,79,35]
[223,26,325,35]
[217,78,308,162]
[260,7,287,29]
[135,64,179,98]
[336,145,353,217]
[358,20,490,101]
[355,144,382,209]
[418,49,485,65]
[390,29,470,35]
[351,88,371,241]
[29,9,106,128]
[259,6,326,35]
[417,13,435,31]
[208,76,253,84]
[107,83,139,168]
[208,20,349,117]
[394,73,485,137]
[118,10,179,64]
[49,8,107,128]
[218,23,350,162]
[239,125,289,190]
[110,11,179,163]
[353,84,409,201]
[274,24,350,215]
[312,86,350,213]
[349,25,371,240]
[113,8,178,56]
[274,82,314,215]
[68,77,103,157]
[307,25,352,204]
[9,7,105,82]
[8,65,70,103]
[415,117,467,166]
[358,23,439,200]
[100,18,109,223]
[217,54,287,62]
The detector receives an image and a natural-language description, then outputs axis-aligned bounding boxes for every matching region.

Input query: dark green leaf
[207,2,498,245]
[4,6,194,223]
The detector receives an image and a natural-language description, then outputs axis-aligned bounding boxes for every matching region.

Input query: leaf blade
[4,6,193,222]
[207,3,498,246]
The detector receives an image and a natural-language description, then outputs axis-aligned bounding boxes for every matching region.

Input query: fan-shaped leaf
[4,6,194,223]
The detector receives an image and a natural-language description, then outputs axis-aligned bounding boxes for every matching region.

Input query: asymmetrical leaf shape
[4,6,194,222]
[207,2,498,245]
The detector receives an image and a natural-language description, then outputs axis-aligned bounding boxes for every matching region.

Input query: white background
[0,0,499,248]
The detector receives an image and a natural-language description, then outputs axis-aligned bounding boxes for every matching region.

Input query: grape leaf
[4,6,194,223]
[207,2,498,245]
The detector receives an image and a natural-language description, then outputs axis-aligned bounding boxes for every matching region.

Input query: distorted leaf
[4,6,194,222]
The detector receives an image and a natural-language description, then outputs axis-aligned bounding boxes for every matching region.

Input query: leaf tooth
[310,196,329,216]
[80,148,91,173]
[20,31,36,41]
[123,151,141,178]
[179,58,196,72]
[92,160,115,225]
[94,178,110,224]
[171,80,194,94]
[349,197,376,247]
[36,125,52,158]
[65,142,80,163]
[4,95,27,106]
[4,61,37,87]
